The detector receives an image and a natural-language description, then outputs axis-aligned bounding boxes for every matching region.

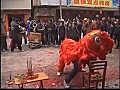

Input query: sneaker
[57,72,61,76]
[63,80,70,89]
[5,49,8,51]
[11,49,14,52]
[81,68,86,72]
[81,64,89,72]
[26,43,29,46]
[19,50,24,52]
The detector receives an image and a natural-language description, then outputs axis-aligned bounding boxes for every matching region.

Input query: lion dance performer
[56,30,114,88]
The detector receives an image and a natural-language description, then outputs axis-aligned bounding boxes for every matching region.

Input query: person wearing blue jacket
[26,17,32,36]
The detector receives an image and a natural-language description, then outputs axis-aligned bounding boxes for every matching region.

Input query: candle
[10,73,11,80]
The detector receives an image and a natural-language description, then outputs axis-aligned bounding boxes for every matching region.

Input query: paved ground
[1,39,120,89]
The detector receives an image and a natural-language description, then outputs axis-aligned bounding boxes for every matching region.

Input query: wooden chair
[88,60,107,89]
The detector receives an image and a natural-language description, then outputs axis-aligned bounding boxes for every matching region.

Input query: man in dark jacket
[58,20,66,45]
[77,20,82,39]
[100,18,108,32]
[36,20,45,46]
[44,22,49,46]
[113,21,120,49]
[47,20,53,46]
[10,18,22,52]
[66,21,79,41]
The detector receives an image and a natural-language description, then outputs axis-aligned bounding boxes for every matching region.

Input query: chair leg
[38,80,43,89]
[102,81,105,89]
[95,81,99,89]
[7,84,13,88]
[18,84,23,88]
[88,74,91,88]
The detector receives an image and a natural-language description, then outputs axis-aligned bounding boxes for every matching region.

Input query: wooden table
[14,72,48,88]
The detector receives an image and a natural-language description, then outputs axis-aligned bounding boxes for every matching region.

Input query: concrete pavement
[1,44,120,89]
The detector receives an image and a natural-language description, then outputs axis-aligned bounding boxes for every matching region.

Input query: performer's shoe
[19,50,24,52]
[57,72,61,76]
[81,68,86,72]
[81,65,89,72]
[63,80,70,89]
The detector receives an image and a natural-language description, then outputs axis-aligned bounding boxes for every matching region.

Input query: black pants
[41,32,45,45]
[54,33,58,45]
[65,60,79,84]
[11,38,22,51]
[44,33,49,46]
[114,36,120,48]
[48,31,52,46]
[1,36,8,51]
[115,39,120,48]
[58,35,65,45]
[51,31,55,45]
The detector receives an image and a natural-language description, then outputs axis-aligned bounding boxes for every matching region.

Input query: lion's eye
[94,36,101,45]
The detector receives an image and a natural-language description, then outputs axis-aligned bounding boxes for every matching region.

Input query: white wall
[34,8,56,16]
[1,0,31,10]
[40,0,67,5]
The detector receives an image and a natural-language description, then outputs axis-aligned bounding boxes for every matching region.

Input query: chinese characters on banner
[72,0,112,8]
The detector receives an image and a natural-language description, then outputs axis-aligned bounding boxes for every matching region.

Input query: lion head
[81,30,114,60]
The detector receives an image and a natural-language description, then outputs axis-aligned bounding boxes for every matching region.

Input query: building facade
[33,0,119,21]
[1,0,31,32]
[33,0,67,22]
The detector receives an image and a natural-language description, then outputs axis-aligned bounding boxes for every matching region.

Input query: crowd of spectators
[1,15,120,52]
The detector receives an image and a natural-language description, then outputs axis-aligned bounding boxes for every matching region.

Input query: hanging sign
[72,0,112,8]
[112,0,119,8]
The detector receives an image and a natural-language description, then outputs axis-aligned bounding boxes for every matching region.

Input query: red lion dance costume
[57,30,114,74]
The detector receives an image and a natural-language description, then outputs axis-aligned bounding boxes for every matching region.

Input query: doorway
[8,14,24,28]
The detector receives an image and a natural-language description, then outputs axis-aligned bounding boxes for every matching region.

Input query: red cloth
[9,39,16,49]
[9,39,13,48]
[57,30,114,72]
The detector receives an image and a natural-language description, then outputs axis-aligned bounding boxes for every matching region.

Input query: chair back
[88,60,107,88]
